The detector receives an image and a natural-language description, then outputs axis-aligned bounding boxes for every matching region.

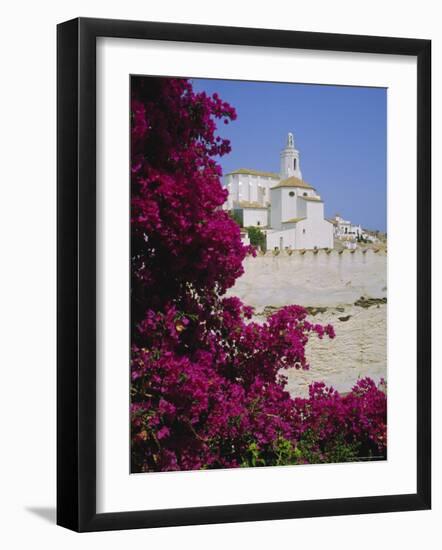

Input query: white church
[224,133,334,250]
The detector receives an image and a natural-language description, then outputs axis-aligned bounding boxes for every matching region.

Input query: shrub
[229,209,243,227]
[247,225,266,251]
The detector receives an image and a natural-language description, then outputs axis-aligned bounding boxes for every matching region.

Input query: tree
[130,76,385,472]
[246,226,266,251]
[229,209,243,227]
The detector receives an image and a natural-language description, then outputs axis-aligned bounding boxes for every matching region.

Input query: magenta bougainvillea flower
[130,76,386,472]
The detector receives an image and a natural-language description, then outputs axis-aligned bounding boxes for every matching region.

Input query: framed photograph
[57,17,431,532]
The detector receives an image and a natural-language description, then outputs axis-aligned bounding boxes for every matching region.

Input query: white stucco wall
[243,208,269,227]
[290,201,333,249]
[224,174,240,207]
[267,199,333,250]
[250,178,257,203]
[227,250,387,308]
[248,175,276,205]
[225,173,277,208]
[296,198,305,219]
[266,228,297,250]
[269,188,282,229]
[281,188,298,222]
[239,176,249,202]
[270,187,321,228]
[295,218,334,249]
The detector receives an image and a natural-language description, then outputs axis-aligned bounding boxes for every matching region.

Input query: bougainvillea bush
[130,76,387,472]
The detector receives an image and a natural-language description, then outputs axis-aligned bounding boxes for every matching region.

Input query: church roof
[282,217,306,224]
[302,196,322,202]
[226,168,280,179]
[236,201,268,210]
[271,176,315,190]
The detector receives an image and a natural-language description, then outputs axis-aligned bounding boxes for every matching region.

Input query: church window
[257,221,261,226]
[289,191,295,197]
[303,192,307,196]
[303,229,306,234]
[294,158,297,170]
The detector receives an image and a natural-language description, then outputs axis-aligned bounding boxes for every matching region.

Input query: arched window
[294,158,297,170]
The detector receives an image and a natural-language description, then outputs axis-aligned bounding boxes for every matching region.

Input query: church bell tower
[280,132,302,180]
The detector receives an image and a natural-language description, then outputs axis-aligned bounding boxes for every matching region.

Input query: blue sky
[192,78,386,232]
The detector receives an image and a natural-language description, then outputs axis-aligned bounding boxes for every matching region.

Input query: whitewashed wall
[269,187,282,229]
[228,250,387,308]
[281,188,298,222]
[267,227,297,249]
[243,207,268,227]
[294,202,334,249]
[225,173,277,208]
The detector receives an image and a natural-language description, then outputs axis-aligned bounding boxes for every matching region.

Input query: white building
[224,132,334,250]
[332,214,362,240]
[225,168,277,221]
[331,214,382,243]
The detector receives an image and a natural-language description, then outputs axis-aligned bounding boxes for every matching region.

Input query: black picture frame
[57,17,431,532]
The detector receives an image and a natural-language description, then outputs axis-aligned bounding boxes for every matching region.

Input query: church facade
[224,133,334,250]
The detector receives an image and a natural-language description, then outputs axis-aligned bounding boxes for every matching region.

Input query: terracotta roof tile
[271,176,315,190]
[282,217,306,224]
[302,196,322,202]
[236,201,268,210]
[226,168,280,179]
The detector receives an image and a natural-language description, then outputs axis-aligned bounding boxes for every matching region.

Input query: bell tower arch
[280,132,302,180]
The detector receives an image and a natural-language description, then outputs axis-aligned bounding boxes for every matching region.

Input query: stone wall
[227,250,387,396]
[228,249,387,308]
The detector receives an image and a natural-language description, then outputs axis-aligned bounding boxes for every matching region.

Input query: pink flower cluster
[131,301,339,471]
[130,76,386,472]
[131,77,249,312]
[292,378,387,463]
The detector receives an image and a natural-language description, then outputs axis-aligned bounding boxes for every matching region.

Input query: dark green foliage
[247,226,266,251]
[229,210,243,227]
